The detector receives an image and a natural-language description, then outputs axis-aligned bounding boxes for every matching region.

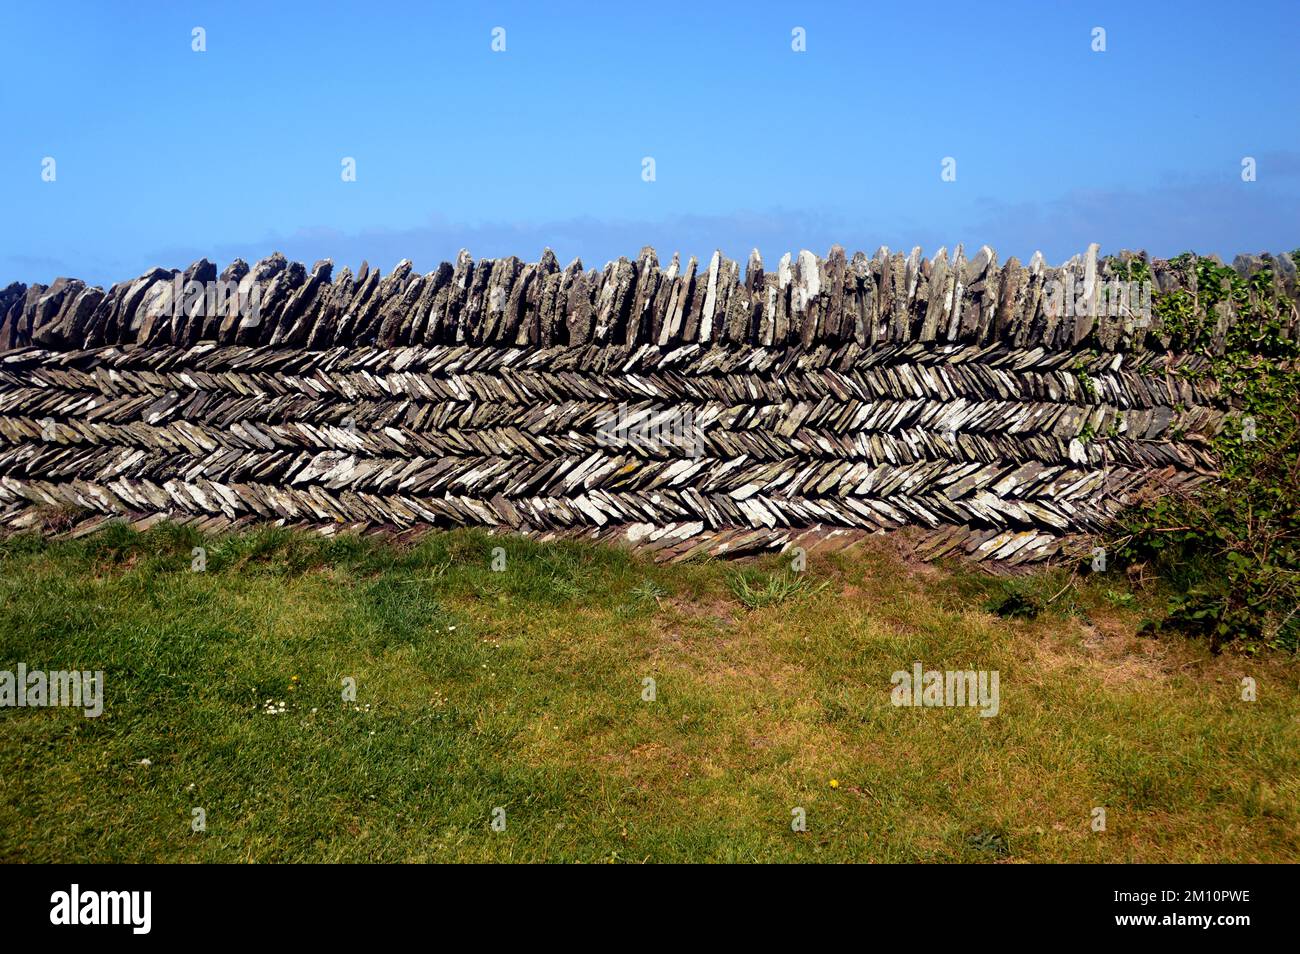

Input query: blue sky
[2,0,1298,287]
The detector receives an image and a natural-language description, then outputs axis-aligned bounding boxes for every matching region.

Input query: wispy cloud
[7,165,1298,287]
[140,209,937,283]
[967,162,1300,263]
[150,184,1300,284]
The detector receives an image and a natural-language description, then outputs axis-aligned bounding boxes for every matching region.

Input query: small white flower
[139,758,152,766]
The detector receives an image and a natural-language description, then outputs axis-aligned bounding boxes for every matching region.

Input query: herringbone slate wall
[1,244,1296,562]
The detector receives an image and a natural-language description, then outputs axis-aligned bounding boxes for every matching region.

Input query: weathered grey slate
[0,246,1295,561]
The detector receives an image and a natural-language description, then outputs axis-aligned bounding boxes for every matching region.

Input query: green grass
[727,567,828,609]
[1,522,1297,863]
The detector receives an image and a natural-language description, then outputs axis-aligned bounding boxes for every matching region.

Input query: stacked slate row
[0,245,1296,562]
[4,245,1297,354]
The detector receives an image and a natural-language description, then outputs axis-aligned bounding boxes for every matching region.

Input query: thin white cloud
[6,166,1298,287]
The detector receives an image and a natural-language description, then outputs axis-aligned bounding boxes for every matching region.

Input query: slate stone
[3,246,1294,563]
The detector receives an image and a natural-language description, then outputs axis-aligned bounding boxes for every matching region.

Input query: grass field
[1,522,1296,863]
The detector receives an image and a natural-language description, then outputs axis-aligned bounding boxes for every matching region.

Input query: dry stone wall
[1,244,1296,562]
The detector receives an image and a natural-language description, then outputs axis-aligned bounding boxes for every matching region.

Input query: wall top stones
[3,245,1297,355]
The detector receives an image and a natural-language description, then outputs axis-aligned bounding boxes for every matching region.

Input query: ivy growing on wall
[1108,253,1300,652]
